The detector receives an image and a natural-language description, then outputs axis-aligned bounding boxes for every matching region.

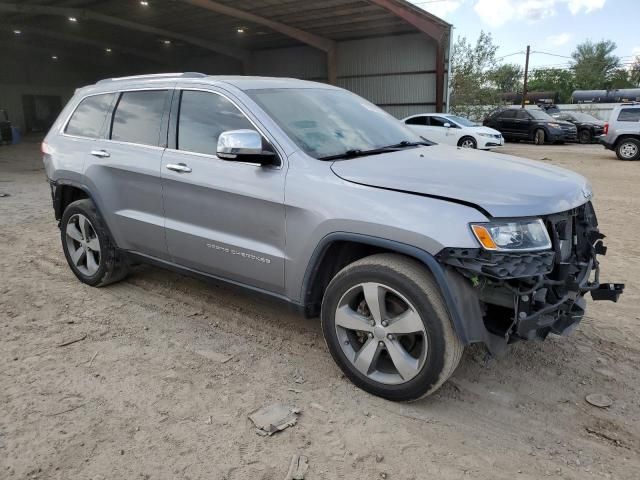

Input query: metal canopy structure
[1,0,451,118]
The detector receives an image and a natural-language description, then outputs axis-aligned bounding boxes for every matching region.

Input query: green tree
[571,40,620,89]
[490,63,523,92]
[450,30,500,118]
[609,69,633,89]
[527,68,575,103]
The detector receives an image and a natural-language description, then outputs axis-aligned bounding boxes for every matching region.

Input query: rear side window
[65,93,116,138]
[177,90,253,156]
[618,108,640,122]
[111,90,167,146]
[405,116,427,126]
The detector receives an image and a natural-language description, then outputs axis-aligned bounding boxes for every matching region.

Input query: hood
[468,125,501,135]
[330,145,591,218]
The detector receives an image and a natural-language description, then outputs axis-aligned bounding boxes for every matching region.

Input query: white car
[402,113,504,150]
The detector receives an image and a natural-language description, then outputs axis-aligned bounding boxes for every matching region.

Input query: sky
[409,0,639,69]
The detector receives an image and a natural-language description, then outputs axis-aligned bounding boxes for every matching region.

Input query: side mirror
[443,122,451,128]
[217,129,277,166]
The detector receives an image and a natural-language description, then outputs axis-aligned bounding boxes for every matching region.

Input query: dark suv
[484,107,577,145]
[551,111,605,144]
[0,109,12,145]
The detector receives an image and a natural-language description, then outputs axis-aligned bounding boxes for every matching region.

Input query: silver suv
[600,102,640,160]
[43,73,624,400]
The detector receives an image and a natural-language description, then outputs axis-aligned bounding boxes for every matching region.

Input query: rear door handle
[166,163,192,173]
[90,149,110,158]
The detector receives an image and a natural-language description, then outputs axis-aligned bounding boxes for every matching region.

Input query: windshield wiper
[319,140,430,161]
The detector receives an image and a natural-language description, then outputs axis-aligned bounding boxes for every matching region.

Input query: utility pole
[521,45,531,108]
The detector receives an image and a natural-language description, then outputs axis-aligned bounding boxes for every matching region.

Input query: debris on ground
[293,374,306,384]
[284,454,309,480]
[249,404,300,436]
[0,192,10,197]
[585,393,613,408]
[309,402,327,413]
[56,334,87,347]
[195,349,233,363]
[287,388,302,394]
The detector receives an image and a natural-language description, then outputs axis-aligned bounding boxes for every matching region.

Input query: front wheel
[533,129,546,145]
[616,138,640,160]
[578,129,592,144]
[458,136,477,149]
[321,254,464,401]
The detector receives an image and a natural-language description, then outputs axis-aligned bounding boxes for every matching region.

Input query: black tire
[321,254,464,401]
[578,129,592,144]
[60,198,128,287]
[533,128,545,145]
[457,136,477,149]
[615,138,640,161]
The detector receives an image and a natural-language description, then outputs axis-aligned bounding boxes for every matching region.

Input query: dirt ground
[1,137,639,480]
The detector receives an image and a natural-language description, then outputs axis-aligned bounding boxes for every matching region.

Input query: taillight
[603,123,608,135]
[41,141,52,155]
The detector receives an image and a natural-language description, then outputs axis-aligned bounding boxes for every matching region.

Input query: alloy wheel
[65,213,101,276]
[460,138,475,148]
[334,282,428,385]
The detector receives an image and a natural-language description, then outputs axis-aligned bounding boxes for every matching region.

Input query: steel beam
[366,0,448,44]
[0,2,250,62]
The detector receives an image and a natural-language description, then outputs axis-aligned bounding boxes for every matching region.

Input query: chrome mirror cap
[217,129,263,159]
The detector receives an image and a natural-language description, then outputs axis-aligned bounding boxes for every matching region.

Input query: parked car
[43,74,624,401]
[599,102,640,160]
[483,107,577,145]
[0,109,13,145]
[402,113,503,149]
[550,111,605,144]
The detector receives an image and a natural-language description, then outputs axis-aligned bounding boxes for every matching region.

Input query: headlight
[470,219,551,251]
[478,133,493,138]
[548,123,562,129]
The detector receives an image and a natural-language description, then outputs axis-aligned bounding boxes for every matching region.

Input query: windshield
[527,109,555,121]
[570,112,600,122]
[246,88,424,159]
[444,115,476,127]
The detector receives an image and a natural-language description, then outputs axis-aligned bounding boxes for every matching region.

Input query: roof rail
[96,72,206,84]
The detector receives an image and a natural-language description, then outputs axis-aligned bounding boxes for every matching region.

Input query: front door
[161,88,286,294]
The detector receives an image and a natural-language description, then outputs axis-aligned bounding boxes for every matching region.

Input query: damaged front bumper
[437,202,624,352]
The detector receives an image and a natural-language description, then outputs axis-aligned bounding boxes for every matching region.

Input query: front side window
[65,93,116,138]
[429,116,449,127]
[618,108,640,122]
[500,110,516,119]
[247,88,422,159]
[111,90,167,146]
[177,90,254,156]
[515,110,530,120]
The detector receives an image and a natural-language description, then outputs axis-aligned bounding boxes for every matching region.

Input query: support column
[327,47,338,85]
[435,42,445,113]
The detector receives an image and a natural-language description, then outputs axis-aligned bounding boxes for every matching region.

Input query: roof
[2,0,450,66]
[89,73,339,91]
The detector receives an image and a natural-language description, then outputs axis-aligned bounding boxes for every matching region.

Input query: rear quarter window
[617,108,640,122]
[111,90,168,146]
[65,93,116,138]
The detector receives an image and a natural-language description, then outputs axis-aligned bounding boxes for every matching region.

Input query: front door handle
[90,149,110,158]
[166,163,192,173]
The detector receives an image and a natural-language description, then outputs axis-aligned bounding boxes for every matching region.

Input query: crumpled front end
[437,202,624,349]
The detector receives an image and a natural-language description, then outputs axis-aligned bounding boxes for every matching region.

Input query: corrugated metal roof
[1,0,449,64]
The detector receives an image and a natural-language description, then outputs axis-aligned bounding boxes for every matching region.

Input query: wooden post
[521,45,530,108]
[436,43,445,112]
[327,47,338,85]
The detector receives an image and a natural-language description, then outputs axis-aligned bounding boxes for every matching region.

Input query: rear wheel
[578,129,592,144]
[458,136,477,149]
[616,138,640,160]
[61,199,128,287]
[321,254,463,401]
[533,129,545,145]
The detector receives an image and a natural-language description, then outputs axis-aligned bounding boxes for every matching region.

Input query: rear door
[497,109,517,136]
[86,88,172,259]
[513,109,532,137]
[160,88,286,294]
